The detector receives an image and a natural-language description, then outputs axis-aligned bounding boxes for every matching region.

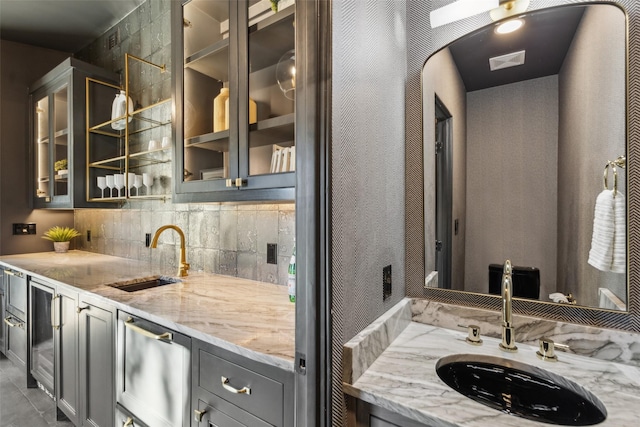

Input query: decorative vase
[213,87,229,132]
[53,241,70,253]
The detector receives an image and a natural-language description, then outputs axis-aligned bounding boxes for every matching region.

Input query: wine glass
[114,174,125,198]
[105,175,115,198]
[127,172,136,197]
[142,173,153,195]
[97,176,107,198]
[134,175,143,196]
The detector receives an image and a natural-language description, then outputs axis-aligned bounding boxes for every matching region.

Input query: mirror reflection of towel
[588,189,625,273]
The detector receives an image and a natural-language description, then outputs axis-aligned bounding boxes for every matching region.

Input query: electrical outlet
[145,233,151,247]
[86,230,91,242]
[267,243,278,264]
[13,223,36,235]
[383,265,392,300]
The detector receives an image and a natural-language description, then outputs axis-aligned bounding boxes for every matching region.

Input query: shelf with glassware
[173,0,295,203]
[85,55,172,202]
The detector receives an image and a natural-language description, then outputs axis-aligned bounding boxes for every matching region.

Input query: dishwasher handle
[124,317,173,341]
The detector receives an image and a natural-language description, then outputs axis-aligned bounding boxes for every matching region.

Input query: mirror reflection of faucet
[499,260,518,352]
[150,225,190,277]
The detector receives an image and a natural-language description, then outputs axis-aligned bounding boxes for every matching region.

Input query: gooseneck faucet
[499,259,518,352]
[150,225,190,277]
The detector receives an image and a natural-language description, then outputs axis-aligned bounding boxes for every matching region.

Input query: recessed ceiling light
[496,19,524,34]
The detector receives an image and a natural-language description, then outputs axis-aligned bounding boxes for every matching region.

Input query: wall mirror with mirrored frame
[422,3,632,319]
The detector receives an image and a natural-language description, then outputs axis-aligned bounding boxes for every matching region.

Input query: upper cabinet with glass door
[31,58,118,209]
[173,0,296,203]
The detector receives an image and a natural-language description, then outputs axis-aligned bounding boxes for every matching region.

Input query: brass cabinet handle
[3,316,22,328]
[50,295,60,330]
[194,409,206,422]
[4,269,23,277]
[123,417,134,427]
[221,376,251,395]
[76,306,89,314]
[124,317,173,341]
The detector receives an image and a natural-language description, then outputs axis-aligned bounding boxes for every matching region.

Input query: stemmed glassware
[97,176,107,198]
[134,175,143,196]
[105,175,115,198]
[142,173,153,195]
[114,174,125,198]
[127,172,136,197]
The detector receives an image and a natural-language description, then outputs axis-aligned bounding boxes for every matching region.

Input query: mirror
[422,4,628,311]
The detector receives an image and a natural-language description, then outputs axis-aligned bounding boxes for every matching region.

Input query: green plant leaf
[42,226,81,242]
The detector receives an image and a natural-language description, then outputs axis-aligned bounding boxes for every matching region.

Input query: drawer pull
[3,316,22,328]
[124,317,173,341]
[76,306,89,314]
[194,409,206,422]
[4,270,22,277]
[123,417,134,427]
[221,376,251,395]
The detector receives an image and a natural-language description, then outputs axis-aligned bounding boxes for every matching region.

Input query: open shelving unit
[86,54,172,202]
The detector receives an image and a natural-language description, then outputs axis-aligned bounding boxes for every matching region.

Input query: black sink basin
[436,354,606,426]
[106,276,180,292]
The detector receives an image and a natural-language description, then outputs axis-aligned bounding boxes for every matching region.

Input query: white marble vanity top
[343,302,640,426]
[0,251,295,370]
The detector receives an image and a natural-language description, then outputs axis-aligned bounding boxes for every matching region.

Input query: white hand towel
[588,189,615,271]
[611,191,626,273]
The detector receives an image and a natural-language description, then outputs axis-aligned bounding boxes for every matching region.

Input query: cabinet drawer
[4,314,27,368]
[5,269,27,318]
[195,399,269,427]
[197,348,284,426]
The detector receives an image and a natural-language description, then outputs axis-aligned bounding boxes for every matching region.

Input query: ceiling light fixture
[490,0,530,21]
[430,0,499,28]
[430,0,530,29]
[495,18,524,34]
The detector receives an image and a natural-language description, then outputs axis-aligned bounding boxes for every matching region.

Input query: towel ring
[604,156,625,197]
[603,162,619,197]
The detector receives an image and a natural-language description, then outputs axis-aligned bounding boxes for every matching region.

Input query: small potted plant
[42,226,81,253]
[54,159,68,176]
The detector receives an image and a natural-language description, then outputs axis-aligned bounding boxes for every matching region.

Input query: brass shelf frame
[85,54,171,202]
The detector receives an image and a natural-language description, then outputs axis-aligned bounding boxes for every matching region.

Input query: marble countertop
[344,321,640,426]
[0,251,295,370]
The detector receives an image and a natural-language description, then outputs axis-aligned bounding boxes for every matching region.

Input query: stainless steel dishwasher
[116,311,191,427]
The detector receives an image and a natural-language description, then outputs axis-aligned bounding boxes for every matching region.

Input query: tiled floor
[0,356,74,427]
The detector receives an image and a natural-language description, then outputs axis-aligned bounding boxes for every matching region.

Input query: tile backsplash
[73,0,295,287]
[75,202,295,286]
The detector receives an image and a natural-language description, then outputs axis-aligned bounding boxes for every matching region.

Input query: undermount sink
[435,354,607,426]
[105,276,180,292]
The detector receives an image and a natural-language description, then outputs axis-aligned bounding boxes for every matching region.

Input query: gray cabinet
[29,278,79,424]
[173,0,296,203]
[116,311,191,427]
[29,278,115,427]
[30,57,118,208]
[3,268,29,373]
[78,295,115,427]
[350,398,433,427]
[192,338,294,427]
[0,269,6,354]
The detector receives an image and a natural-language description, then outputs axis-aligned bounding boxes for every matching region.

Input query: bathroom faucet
[150,225,190,277]
[499,259,518,352]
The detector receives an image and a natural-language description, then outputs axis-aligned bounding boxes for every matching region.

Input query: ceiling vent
[489,50,526,71]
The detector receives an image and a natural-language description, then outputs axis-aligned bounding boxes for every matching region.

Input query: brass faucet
[150,225,190,277]
[499,259,517,352]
